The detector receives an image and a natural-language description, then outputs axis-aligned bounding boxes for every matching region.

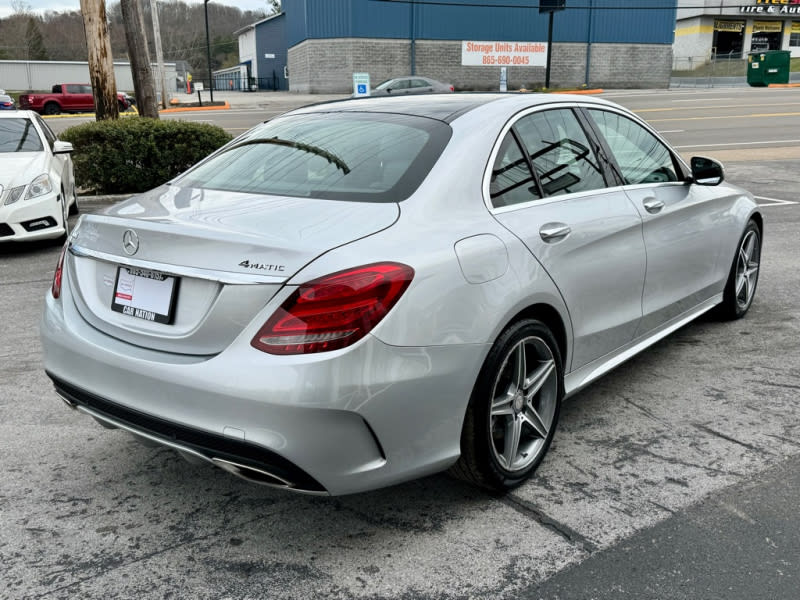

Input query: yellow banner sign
[753,20,783,33]
[715,20,745,32]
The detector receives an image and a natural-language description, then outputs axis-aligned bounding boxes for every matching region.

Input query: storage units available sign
[461,41,548,67]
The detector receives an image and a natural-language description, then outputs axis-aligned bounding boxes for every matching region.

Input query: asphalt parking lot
[2,88,799,599]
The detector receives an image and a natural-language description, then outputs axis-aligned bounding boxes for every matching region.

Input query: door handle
[643,198,665,214]
[539,223,572,242]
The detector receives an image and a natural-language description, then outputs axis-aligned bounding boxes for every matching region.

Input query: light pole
[204,0,214,102]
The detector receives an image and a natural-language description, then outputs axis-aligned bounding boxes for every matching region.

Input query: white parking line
[675,139,800,149]
[755,196,798,207]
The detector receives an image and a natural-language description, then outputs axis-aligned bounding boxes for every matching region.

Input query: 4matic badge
[239,259,285,272]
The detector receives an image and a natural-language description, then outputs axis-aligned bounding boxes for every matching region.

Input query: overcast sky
[0,1,272,19]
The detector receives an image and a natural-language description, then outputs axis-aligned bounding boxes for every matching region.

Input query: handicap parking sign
[353,73,371,97]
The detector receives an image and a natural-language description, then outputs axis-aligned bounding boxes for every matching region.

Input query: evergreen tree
[26,17,49,60]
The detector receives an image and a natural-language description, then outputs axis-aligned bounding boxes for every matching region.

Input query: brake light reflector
[252,262,414,355]
[51,242,67,298]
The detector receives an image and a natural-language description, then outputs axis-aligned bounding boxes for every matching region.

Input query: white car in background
[0,110,77,243]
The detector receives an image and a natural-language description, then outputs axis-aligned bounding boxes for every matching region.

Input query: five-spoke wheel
[451,319,563,491]
[717,219,761,320]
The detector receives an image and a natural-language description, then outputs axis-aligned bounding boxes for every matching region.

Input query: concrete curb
[77,194,134,208]
[43,101,231,120]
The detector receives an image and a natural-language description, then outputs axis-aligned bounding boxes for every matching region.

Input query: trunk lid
[67,185,400,355]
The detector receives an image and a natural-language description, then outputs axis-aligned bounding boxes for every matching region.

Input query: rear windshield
[0,118,44,153]
[176,112,451,203]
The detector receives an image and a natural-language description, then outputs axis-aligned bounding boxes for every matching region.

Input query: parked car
[19,84,130,115]
[0,94,15,110]
[367,76,454,96]
[41,94,761,496]
[0,110,77,243]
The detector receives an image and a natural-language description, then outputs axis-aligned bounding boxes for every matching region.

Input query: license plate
[111,266,179,324]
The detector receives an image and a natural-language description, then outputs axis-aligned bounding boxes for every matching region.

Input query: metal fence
[210,73,285,92]
[671,52,750,88]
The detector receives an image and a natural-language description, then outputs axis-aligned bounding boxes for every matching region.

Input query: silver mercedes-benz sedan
[41,94,762,496]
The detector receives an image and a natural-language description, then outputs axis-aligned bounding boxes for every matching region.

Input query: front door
[584,108,730,336]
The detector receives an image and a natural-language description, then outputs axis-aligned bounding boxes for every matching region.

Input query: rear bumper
[41,277,488,495]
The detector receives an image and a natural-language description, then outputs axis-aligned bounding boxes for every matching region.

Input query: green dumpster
[747,50,791,87]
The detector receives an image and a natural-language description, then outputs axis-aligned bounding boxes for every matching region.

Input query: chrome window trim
[483,102,610,213]
[482,101,692,214]
[68,243,287,285]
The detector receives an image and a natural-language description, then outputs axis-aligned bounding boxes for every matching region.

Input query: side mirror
[53,140,74,154]
[691,156,724,186]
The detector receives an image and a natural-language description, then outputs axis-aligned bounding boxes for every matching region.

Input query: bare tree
[120,0,159,118]
[79,0,119,120]
[11,0,31,13]
[26,17,49,60]
[267,0,281,15]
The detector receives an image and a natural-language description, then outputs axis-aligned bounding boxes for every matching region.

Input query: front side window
[34,114,56,150]
[514,109,607,197]
[0,118,44,152]
[177,112,451,203]
[588,109,679,185]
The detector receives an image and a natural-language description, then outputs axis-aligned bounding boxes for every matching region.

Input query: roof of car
[286,92,617,123]
[0,109,37,118]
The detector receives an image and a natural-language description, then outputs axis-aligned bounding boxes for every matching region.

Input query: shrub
[60,117,232,194]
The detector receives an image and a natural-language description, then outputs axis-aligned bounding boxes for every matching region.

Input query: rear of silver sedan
[40,107,491,495]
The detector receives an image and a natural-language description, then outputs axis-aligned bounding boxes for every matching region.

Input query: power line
[369,0,758,10]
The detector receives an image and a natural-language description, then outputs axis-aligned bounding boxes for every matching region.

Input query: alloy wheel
[735,229,760,312]
[489,336,558,473]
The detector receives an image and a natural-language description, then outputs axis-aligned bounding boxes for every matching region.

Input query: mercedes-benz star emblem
[122,229,139,256]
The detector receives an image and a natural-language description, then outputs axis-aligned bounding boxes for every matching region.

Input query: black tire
[68,186,79,216]
[43,102,60,115]
[56,189,69,244]
[451,319,564,492]
[118,100,127,112]
[714,219,761,321]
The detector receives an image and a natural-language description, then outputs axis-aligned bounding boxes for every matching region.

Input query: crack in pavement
[35,506,300,598]
[501,494,598,554]
[692,423,774,455]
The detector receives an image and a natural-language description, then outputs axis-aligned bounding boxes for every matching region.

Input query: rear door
[409,79,434,94]
[488,107,646,371]
[584,108,730,336]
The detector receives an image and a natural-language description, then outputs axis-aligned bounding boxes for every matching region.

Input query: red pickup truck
[19,84,130,115]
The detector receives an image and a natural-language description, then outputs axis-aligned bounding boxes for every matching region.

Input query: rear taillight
[449,86,455,92]
[51,242,67,298]
[251,262,414,355]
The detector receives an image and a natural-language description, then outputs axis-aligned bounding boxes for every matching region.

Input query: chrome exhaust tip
[55,391,77,409]
[211,457,295,488]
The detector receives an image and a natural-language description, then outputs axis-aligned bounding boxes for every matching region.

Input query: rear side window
[490,132,540,207]
[177,112,451,203]
[0,118,44,152]
[514,109,607,197]
[587,109,679,185]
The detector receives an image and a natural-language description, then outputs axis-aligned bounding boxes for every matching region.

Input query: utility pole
[79,0,119,120]
[120,0,159,118]
[149,0,170,109]
[204,0,214,102]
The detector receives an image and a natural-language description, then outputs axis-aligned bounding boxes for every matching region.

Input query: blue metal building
[234,12,288,91]
[275,1,678,92]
